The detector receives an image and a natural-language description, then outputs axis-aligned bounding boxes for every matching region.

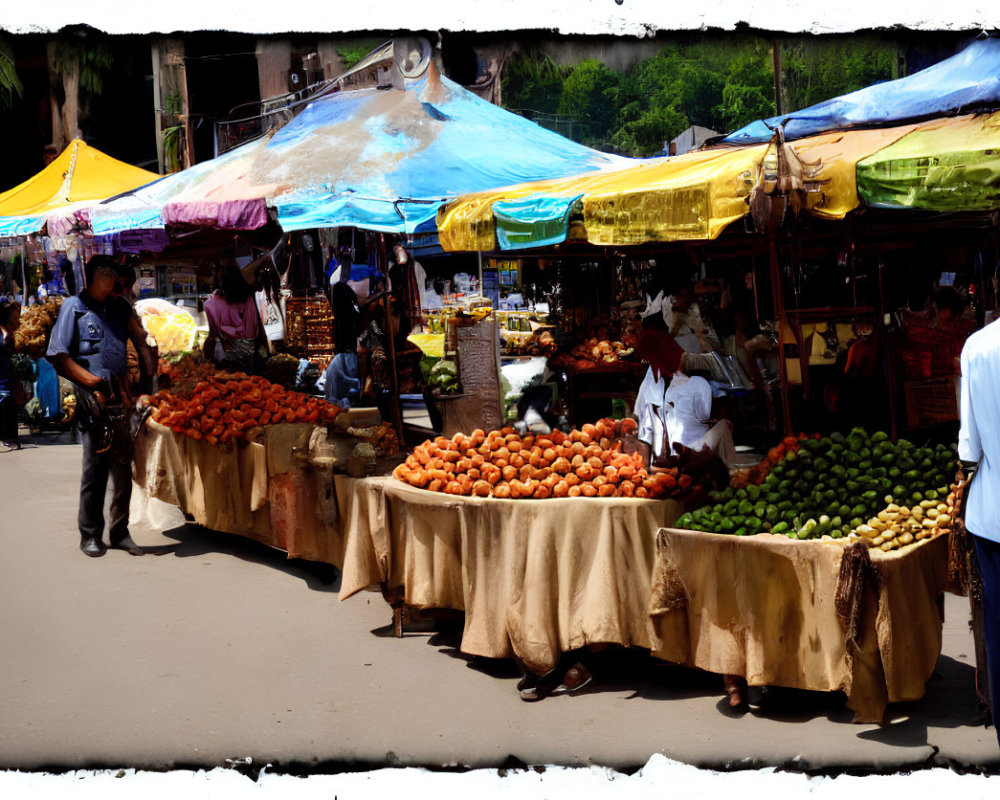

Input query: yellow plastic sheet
[786,124,938,220]
[407,333,445,359]
[0,139,159,218]
[581,146,765,245]
[436,163,638,252]
[438,147,769,251]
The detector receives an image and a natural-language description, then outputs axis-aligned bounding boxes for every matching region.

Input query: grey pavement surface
[2,430,999,775]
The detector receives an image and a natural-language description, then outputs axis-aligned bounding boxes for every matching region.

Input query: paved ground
[2,430,999,774]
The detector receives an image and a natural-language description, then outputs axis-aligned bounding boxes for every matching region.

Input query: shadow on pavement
[157,523,342,593]
[20,430,79,447]
[855,655,982,748]
[385,623,988,737]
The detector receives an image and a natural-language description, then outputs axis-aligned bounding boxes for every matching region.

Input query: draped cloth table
[649,527,949,723]
[338,478,682,676]
[133,419,348,566]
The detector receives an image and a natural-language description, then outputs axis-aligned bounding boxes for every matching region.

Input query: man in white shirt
[633,320,685,462]
[959,320,1000,749]
[632,318,736,465]
[663,370,737,465]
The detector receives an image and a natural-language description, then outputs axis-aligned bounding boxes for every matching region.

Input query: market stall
[339,476,682,675]
[649,526,949,724]
[331,420,731,675]
[654,425,962,720]
[133,354,399,565]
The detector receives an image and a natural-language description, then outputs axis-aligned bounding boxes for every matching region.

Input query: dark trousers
[974,534,1000,749]
[0,394,16,443]
[79,424,132,544]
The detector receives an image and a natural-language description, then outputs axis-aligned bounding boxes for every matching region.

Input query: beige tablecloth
[338,478,682,675]
[649,528,948,723]
[134,420,348,567]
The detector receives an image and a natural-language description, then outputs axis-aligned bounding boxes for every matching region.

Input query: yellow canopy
[437,145,769,251]
[0,139,159,228]
[436,114,997,253]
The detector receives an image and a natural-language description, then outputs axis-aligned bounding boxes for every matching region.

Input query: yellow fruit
[141,309,197,352]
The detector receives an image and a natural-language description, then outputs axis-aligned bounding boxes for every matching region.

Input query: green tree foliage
[0,37,23,110]
[501,51,567,116]
[556,59,621,145]
[610,39,775,156]
[719,43,777,131]
[337,40,384,70]
[500,36,904,157]
[782,38,898,111]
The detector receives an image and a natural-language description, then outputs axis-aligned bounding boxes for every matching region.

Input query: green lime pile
[674,428,957,539]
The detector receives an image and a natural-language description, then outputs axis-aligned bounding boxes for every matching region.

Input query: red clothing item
[204,293,259,341]
[634,327,685,381]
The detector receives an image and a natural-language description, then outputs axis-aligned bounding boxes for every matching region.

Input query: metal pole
[20,241,28,309]
[477,250,483,296]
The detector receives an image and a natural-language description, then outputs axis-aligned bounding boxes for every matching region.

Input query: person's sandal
[551,662,593,696]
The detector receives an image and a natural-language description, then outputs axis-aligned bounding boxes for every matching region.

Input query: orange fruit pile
[393,419,691,500]
[148,370,341,444]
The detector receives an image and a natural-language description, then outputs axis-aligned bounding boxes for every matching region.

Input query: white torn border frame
[1,0,997,36]
[1,754,998,800]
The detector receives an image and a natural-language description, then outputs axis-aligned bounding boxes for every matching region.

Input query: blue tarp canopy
[92,70,623,236]
[269,72,624,233]
[723,37,1000,145]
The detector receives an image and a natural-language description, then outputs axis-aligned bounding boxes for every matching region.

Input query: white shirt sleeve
[958,345,982,463]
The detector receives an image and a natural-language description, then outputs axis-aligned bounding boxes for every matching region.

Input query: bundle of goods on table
[11,298,78,427]
[675,428,959,551]
[548,338,636,372]
[12,298,63,358]
[393,417,715,501]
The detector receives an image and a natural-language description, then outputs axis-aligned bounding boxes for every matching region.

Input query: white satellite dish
[395,37,432,79]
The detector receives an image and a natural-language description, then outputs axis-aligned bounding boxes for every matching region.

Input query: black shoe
[517,668,563,702]
[81,537,107,558]
[110,535,145,556]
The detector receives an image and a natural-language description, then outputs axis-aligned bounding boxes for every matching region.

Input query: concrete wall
[255,39,292,101]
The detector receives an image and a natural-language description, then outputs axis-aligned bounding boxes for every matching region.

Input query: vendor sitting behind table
[633,316,737,466]
[203,261,266,374]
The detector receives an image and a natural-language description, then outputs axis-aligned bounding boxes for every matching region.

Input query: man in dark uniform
[46,255,157,558]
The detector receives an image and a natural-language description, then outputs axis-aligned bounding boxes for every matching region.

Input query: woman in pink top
[203,262,265,373]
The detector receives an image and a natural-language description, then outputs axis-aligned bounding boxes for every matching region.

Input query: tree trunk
[61,55,81,143]
[45,41,64,152]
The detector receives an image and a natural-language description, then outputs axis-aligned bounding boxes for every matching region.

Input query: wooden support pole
[878,258,899,441]
[768,232,793,435]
